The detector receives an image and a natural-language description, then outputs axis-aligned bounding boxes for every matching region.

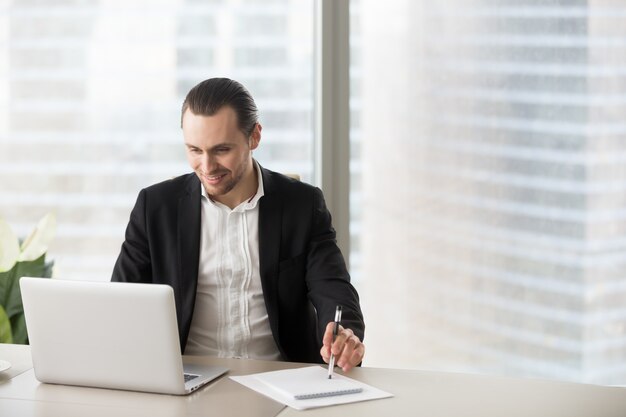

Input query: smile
[203,173,227,184]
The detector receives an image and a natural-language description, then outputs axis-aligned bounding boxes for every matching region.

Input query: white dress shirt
[185,162,281,360]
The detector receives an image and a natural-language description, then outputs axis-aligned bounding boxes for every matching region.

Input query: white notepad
[260,367,363,400]
[230,366,393,410]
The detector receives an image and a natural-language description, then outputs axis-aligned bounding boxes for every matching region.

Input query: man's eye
[215,147,230,153]
[189,148,202,154]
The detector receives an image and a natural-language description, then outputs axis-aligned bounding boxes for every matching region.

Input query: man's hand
[320,322,365,373]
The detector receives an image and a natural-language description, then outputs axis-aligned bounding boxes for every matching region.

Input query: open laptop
[20,277,228,395]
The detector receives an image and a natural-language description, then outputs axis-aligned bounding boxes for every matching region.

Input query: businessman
[112,78,365,372]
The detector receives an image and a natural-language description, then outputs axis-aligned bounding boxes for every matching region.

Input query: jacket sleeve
[305,187,365,343]
[111,189,153,283]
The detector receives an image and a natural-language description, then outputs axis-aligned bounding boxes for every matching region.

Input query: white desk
[1,344,625,417]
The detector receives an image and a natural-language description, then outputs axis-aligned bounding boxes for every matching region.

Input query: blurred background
[1,0,626,386]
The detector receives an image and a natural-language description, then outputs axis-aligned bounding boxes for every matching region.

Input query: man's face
[182,106,260,204]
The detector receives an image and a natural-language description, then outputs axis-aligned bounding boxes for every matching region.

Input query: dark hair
[181,78,259,136]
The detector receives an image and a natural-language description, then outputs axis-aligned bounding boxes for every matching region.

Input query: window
[0,0,314,280]
[351,0,626,385]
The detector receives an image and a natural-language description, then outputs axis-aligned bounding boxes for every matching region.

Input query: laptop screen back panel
[21,278,187,394]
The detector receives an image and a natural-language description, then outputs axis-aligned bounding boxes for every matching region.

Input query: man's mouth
[203,172,227,184]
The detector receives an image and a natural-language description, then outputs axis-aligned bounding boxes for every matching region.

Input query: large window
[351,0,626,385]
[0,0,314,280]
[5,0,626,387]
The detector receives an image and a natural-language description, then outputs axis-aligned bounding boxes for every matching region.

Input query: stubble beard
[199,158,249,199]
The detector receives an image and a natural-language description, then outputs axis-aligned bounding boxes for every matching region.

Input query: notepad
[231,365,393,410]
[259,366,363,400]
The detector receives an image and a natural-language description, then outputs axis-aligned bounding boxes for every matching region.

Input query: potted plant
[0,213,56,344]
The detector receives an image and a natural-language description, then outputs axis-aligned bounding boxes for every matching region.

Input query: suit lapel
[177,175,201,348]
[258,166,282,337]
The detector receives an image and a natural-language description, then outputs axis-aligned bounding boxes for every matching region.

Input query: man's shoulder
[142,173,199,198]
[260,166,319,196]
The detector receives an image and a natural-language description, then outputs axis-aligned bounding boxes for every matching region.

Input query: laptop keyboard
[184,373,200,383]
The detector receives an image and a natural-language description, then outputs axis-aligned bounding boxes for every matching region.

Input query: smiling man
[112,78,365,371]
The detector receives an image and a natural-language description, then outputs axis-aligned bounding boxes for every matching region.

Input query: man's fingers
[321,324,365,372]
[322,322,337,347]
[341,343,365,372]
[336,333,360,368]
[320,345,331,363]
[322,322,339,359]
[330,327,352,354]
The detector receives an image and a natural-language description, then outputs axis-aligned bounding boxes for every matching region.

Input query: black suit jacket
[111,165,364,363]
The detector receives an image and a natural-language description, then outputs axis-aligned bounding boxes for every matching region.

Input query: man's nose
[200,153,216,173]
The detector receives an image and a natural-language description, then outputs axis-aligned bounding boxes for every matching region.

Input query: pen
[327,305,342,379]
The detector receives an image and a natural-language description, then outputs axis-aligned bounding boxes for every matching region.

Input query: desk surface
[1,343,626,417]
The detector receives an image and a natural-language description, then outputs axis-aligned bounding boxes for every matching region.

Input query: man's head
[181,78,262,209]
[181,77,258,136]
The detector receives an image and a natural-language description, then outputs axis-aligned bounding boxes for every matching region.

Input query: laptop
[20,277,228,395]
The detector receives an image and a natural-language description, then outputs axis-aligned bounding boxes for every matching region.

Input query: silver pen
[327,305,342,379]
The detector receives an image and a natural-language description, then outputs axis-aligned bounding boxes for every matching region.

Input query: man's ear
[249,123,262,150]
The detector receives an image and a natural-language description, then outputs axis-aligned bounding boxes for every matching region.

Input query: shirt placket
[226,209,247,357]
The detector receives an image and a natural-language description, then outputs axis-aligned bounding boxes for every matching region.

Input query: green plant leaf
[0,213,55,345]
[0,304,13,344]
[10,311,27,345]
[4,255,44,319]
[0,254,53,344]
[0,264,17,319]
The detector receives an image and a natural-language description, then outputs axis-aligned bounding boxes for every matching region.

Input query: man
[112,78,365,372]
